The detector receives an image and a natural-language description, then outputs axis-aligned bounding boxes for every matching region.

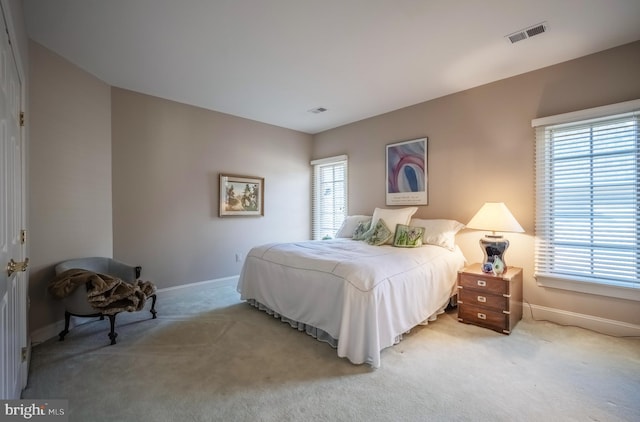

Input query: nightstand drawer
[458,273,508,295]
[458,288,507,311]
[458,304,508,332]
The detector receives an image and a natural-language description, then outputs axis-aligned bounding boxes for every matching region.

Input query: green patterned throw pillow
[393,224,425,248]
[352,219,372,240]
[363,219,393,246]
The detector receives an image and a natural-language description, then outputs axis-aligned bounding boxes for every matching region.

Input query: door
[0,4,28,399]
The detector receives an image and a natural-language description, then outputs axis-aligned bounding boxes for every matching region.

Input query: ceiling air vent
[308,107,327,114]
[506,22,547,44]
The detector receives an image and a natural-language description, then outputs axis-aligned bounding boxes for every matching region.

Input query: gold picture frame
[219,174,264,217]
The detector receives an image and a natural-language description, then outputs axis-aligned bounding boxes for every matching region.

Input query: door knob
[7,258,29,277]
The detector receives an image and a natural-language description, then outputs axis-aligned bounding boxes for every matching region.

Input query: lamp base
[479,235,509,273]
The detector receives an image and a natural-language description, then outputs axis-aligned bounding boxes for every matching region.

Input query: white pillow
[409,218,465,250]
[371,207,418,244]
[335,215,372,238]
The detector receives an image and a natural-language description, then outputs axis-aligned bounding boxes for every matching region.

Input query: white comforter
[237,239,466,368]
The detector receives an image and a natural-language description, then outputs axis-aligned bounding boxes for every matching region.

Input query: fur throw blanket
[49,269,156,315]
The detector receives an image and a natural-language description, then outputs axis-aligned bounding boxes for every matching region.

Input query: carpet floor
[23,278,640,422]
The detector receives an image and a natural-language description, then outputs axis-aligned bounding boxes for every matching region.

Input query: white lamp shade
[466,202,524,233]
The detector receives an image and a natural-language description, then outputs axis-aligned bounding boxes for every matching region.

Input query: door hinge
[19,111,24,127]
[21,347,28,362]
[20,229,26,244]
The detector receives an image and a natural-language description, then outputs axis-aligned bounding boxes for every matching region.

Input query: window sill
[535,274,640,302]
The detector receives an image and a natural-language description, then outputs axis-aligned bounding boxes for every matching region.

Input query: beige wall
[28,40,113,332]
[313,41,640,327]
[111,89,313,289]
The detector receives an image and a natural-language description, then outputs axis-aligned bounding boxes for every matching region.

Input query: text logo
[0,401,68,422]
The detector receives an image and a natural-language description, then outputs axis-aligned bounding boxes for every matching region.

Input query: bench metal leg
[58,311,71,341]
[149,294,158,319]
[107,314,118,345]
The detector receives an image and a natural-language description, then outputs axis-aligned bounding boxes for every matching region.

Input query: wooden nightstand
[457,263,523,334]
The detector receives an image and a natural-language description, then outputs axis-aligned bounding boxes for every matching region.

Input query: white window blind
[311,155,348,240]
[533,101,640,296]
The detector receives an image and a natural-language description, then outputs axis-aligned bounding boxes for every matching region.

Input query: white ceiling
[23,0,640,134]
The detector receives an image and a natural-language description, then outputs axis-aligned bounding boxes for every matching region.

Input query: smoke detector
[506,22,548,44]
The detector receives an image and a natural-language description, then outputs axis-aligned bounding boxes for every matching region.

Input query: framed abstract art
[385,137,428,206]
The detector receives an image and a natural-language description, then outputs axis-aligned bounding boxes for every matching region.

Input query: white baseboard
[30,275,241,345]
[35,277,638,342]
[155,275,239,293]
[525,303,640,337]
[30,316,84,346]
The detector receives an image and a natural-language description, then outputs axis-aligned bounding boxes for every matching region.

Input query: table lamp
[466,202,524,271]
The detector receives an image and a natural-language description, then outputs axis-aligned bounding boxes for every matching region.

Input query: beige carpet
[24,278,640,421]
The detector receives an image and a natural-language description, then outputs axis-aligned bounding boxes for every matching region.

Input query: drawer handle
[477,280,486,287]
[477,295,486,303]
[477,313,486,320]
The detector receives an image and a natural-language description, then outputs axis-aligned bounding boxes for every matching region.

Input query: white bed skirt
[245,296,451,354]
[238,239,466,368]
[246,298,340,348]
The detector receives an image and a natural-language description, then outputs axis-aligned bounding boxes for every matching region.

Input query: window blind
[311,155,348,240]
[534,108,640,290]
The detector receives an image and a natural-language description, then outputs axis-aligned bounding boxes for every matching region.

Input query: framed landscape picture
[385,137,428,206]
[219,174,264,217]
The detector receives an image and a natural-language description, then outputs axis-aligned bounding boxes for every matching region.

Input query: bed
[237,211,467,368]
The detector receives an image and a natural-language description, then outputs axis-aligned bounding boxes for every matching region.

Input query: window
[311,155,348,240]
[532,100,640,300]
